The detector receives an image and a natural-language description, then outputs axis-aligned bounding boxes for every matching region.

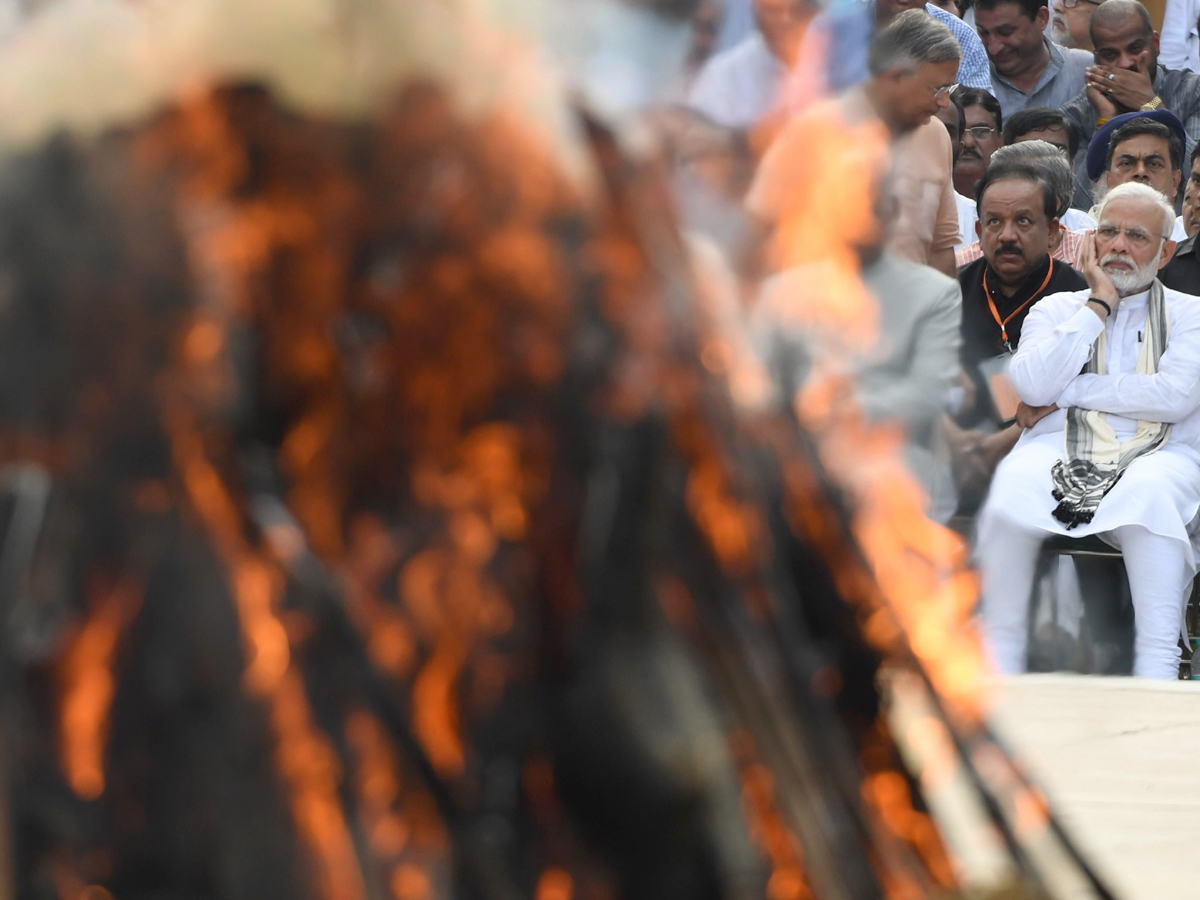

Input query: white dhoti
[977,431,1200,679]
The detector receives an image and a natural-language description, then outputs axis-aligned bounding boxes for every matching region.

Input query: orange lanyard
[983,258,1055,352]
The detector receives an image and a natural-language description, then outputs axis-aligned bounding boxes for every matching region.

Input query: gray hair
[1096,181,1177,240]
[868,9,963,76]
[991,140,1073,217]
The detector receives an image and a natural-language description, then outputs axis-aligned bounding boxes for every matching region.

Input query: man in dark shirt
[949,159,1088,506]
[1161,232,1200,291]
[1161,142,1200,292]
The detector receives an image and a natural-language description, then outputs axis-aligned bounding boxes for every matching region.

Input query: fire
[11,13,1057,890]
[57,578,142,801]
[170,407,366,900]
[752,113,988,701]
[731,734,813,900]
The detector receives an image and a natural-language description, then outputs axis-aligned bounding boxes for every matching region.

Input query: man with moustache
[1085,112,1189,241]
[1160,143,1200,289]
[936,94,985,249]
[948,159,1087,506]
[1062,0,1200,209]
[958,142,1092,263]
[976,182,1200,679]
[953,88,1005,198]
[748,10,963,275]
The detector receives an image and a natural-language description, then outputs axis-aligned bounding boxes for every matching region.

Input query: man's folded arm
[1009,297,1105,407]
[1056,311,1200,423]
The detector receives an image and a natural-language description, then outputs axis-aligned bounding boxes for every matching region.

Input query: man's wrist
[1141,95,1163,111]
[1087,296,1114,317]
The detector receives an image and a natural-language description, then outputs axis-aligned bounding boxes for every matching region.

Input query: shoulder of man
[690,34,767,87]
[1159,65,1200,111]
[1162,282,1200,317]
[956,254,987,287]
[1061,89,1094,130]
[1057,46,1094,73]
[913,115,954,158]
[873,253,962,310]
[1160,244,1200,295]
[1049,259,1090,291]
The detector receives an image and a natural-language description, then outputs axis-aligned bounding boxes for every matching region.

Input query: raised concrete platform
[888,673,1200,898]
[989,675,1200,900]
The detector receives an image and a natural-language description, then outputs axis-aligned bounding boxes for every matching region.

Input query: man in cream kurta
[977,183,1200,679]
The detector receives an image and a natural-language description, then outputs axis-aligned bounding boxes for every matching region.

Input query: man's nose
[1109,230,1131,254]
[998,221,1020,243]
[935,92,950,111]
[1117,53,1139,69]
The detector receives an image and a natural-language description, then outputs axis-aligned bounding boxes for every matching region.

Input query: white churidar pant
[977,433,1200,680]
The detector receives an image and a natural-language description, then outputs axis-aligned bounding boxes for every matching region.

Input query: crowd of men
[664,0,1200,679]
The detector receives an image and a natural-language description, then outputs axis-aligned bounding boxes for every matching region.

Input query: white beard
[1102,252,1161,294]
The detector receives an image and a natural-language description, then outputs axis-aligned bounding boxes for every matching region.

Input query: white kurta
[977,285,1200,677]
[954,192,977,253]
[979,285,1200,561]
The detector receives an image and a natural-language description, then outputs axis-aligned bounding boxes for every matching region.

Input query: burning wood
[0,3,1122,900]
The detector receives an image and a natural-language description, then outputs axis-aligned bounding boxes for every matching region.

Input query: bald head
[1089,0,1154,48]
[1090,0,1159,89]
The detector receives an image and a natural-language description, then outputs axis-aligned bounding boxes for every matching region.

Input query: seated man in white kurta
[977,181,1200,680]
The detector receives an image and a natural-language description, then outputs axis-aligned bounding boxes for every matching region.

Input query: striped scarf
[1050,280,1171,529]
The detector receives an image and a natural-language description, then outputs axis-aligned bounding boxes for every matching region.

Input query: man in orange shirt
[747,9,962,277]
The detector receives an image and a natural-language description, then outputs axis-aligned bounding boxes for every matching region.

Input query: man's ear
[1034,5,1050,29]
[1153,31,1161,54]
[1048,217,1064,252]
[1161,238,1178,267]
[1173,167,1182,201]
[975,218,983,239]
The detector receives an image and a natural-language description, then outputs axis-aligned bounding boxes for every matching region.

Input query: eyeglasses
[1095,223,1163,248]
[963,124,998,140]
[1060,0,1103,8]
[923,81,955,98]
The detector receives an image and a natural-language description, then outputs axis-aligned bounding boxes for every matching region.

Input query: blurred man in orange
[747,9,962,276]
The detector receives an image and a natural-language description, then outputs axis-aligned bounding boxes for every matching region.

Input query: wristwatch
[1141,96,1164,111]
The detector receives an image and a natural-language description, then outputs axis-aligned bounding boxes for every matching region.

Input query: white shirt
[687,32,787,128]
[1174,215,1191,242]
[955,192,977,252]
[1061,208,1096,232]
[1012,286,1200,453]
[1162,0,1200,72]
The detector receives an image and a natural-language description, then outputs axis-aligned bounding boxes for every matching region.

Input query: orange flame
[730,733,812,900]
[753,105,987,713]
[168,407,365,900]
[57,578,142,801]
